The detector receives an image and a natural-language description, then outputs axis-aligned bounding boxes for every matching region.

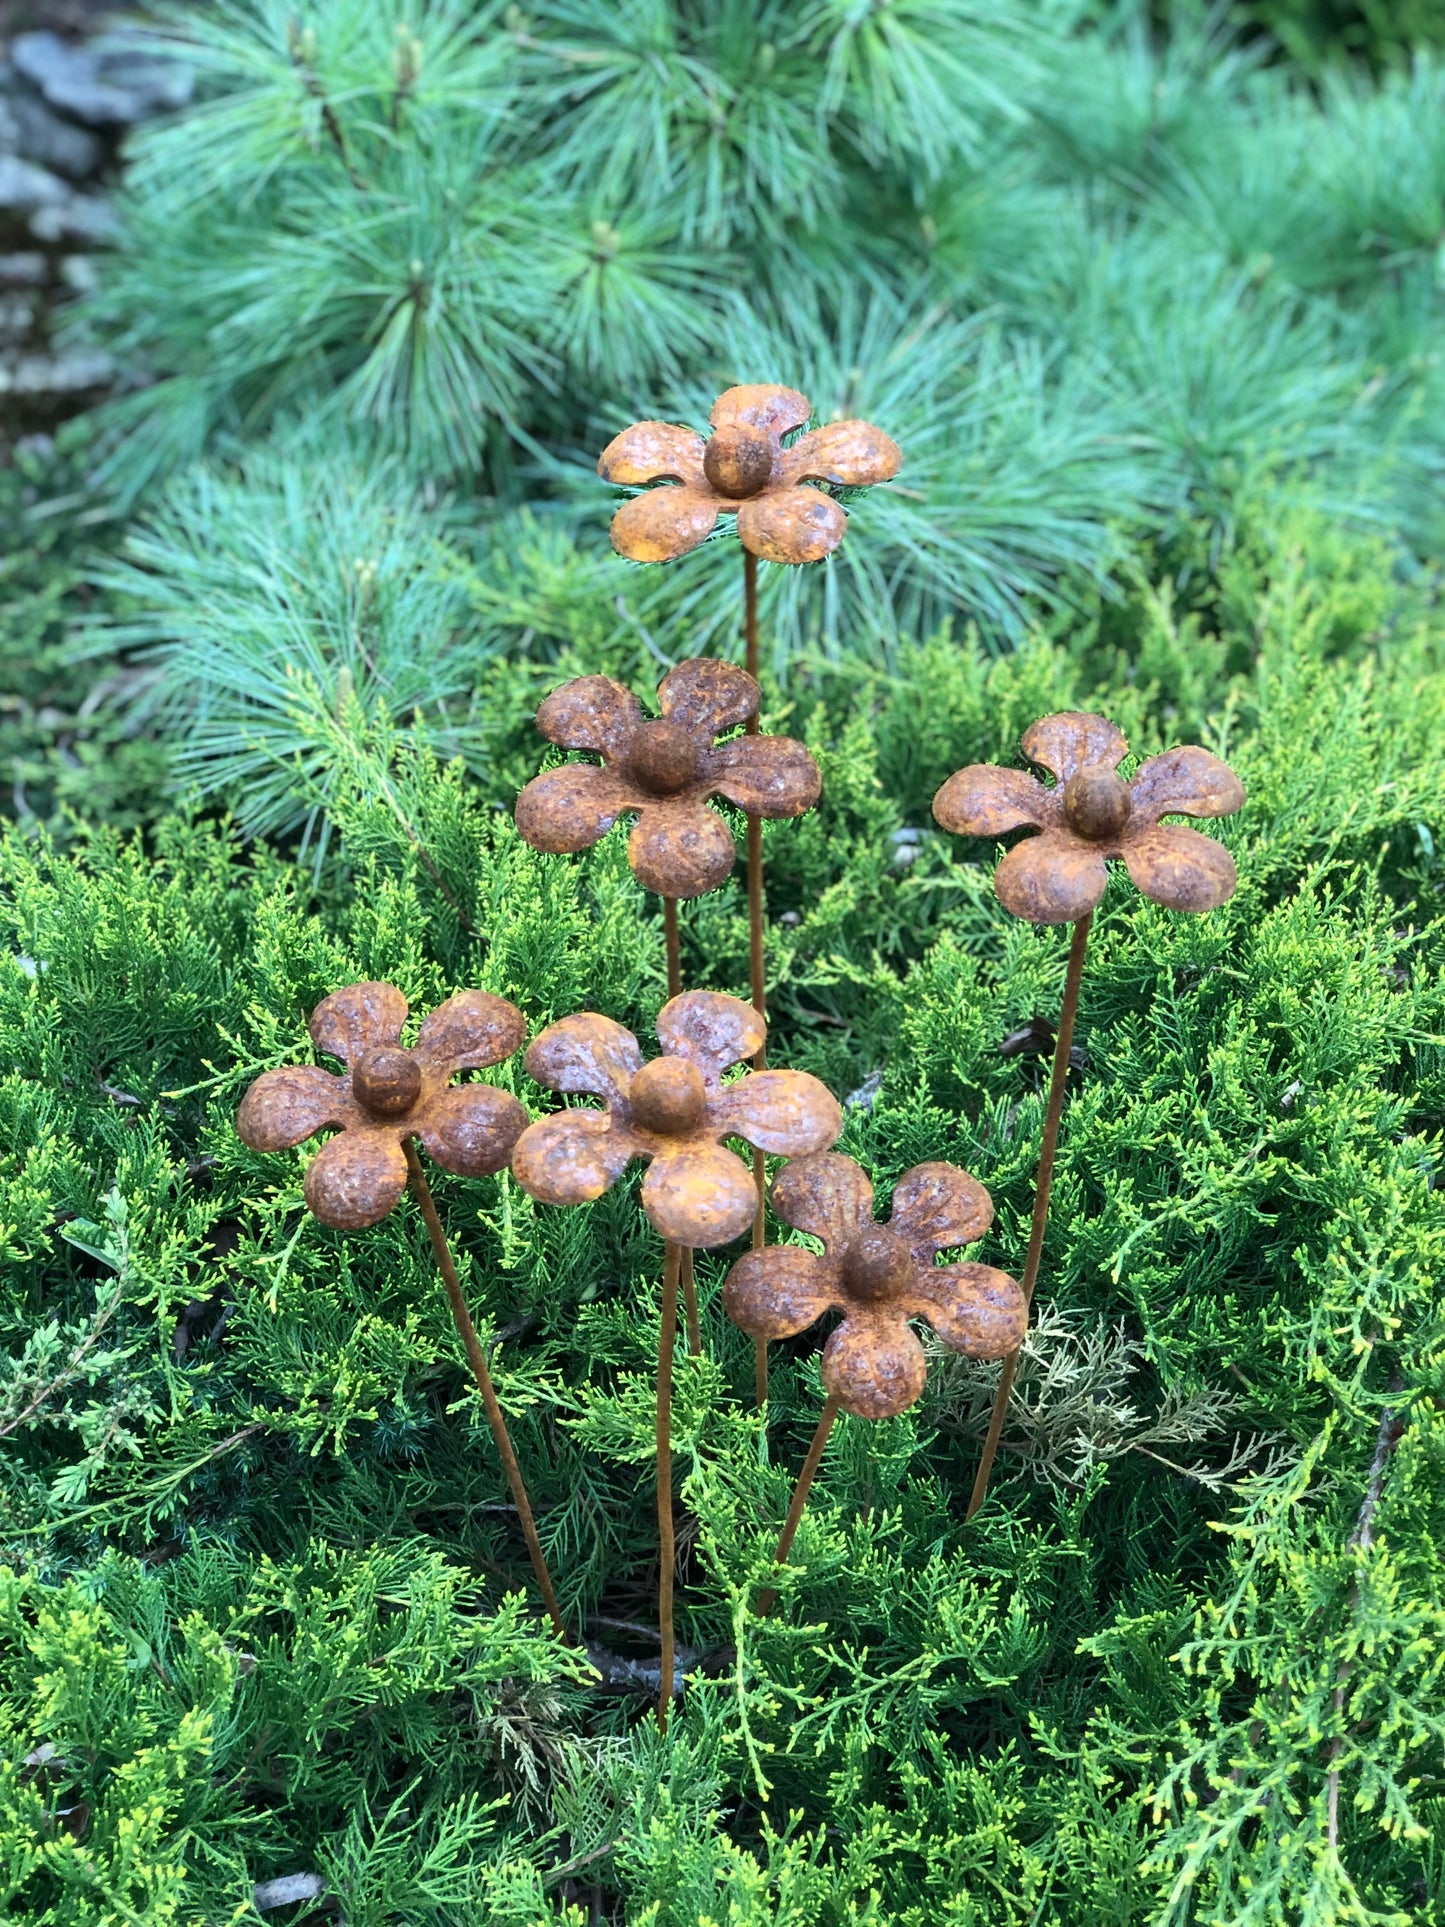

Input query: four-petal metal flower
[511,991,841,1247]
[932,711,1245,925]
[724,1153,1026,1420]
[237,981,528,1229]
[598,383,901,567]
[514,657,820,901]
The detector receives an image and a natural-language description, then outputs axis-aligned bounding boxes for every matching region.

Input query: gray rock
[0,348,116,395]
[0,88,105,179]
[29,193,118,245]
[0,153,70,212]
[0,292,37,339]
[59,253,101,294]
[11,30,193,128]
[252,1873,328,1912]
[0,252,47,284]
[24,99,105,182]
[844,1067,884,1111]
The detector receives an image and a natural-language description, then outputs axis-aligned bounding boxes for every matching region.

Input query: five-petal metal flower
[598,384,901,566]
[237,981,528,1230]
[932,712,1245,925]
[723,1152,1026,1419]
[514,657,821,900]
[511,992,841,1247]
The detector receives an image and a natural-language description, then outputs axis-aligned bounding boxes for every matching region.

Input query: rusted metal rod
[662,896,702,1357]
[656,1239,683,1728]
[403,1139,566,1638]
[756,1392,841,1616]
[743,549,770,1406]
[966,912,1093,1519]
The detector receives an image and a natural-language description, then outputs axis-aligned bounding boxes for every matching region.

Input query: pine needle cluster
[48,0,1445,793]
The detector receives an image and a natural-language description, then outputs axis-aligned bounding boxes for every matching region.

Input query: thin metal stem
[680,1249,700,1356]
[663,895,681,1000]
[756,1393,840,1617]
[966,912,1093,1520]
[743,548,769,1402]
[662,897,700,1355]
[656,1240,682,1728]
[403,1140,566,1638]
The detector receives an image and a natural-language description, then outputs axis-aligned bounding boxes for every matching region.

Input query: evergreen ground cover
[2,3,1444,1923]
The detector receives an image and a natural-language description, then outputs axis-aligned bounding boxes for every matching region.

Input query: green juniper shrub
[2,514,1442,1922]
[0,451,170,840]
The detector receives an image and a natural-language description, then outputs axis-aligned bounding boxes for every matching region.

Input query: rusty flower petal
[709,384,811,438]
[511,1109,640,1207]
[1121,824,1238,913]
[657,990,764,1083]
[904,1262,1028,1359]
[823,1316,927,1420]
[713,1069,842,1158]
[537,675,642,758]
[1130,746,1246,824]
[995,830,1109,925]
[736,486,846,566]
[711,735,822,818]
[303,1130,409,1231]
[657,657,758,738]
[309,981,408,1066]
[780,420,902,488]
[236,1065,350,1153]
[610,486,721,563]
[932,765,1056,839]
[1021,712,1128,784]
[516,763,637,856]
[771,1151,875,1250]
[628,804,738,899]
[597,421,707,489]
[889,1161,993,1261]
[523,1012,643,1110]
[418,1085,529,1178]
[722,1244,835,1339]
[641,1144,758,1247]
[415,991,527,1077]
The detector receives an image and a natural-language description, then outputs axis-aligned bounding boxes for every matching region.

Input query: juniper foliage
[3,514,1443,1922]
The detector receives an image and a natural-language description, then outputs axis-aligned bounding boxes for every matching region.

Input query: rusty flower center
[1063,766,1132,842]
[630,1056,706,1135]
[703,425,773,499]
[352,1046,421,1118]
[841,1225,912,1304]
[628,719,700,795]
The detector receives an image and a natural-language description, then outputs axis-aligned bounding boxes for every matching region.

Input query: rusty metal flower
[236,982,528,1230]
[514,657,821,899]
[723,1153,1026,1420]
[932,712,1245,925]
[598,384,901,566]
[511,991,841,1247]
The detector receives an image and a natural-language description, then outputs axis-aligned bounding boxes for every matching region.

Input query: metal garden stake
[723,1152,1026,1611]
[932,712,1245,1515]
[235,981,566,1638]
[514,656,820,1370]
[510,992,841,1727]
[597,385,900,1387]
